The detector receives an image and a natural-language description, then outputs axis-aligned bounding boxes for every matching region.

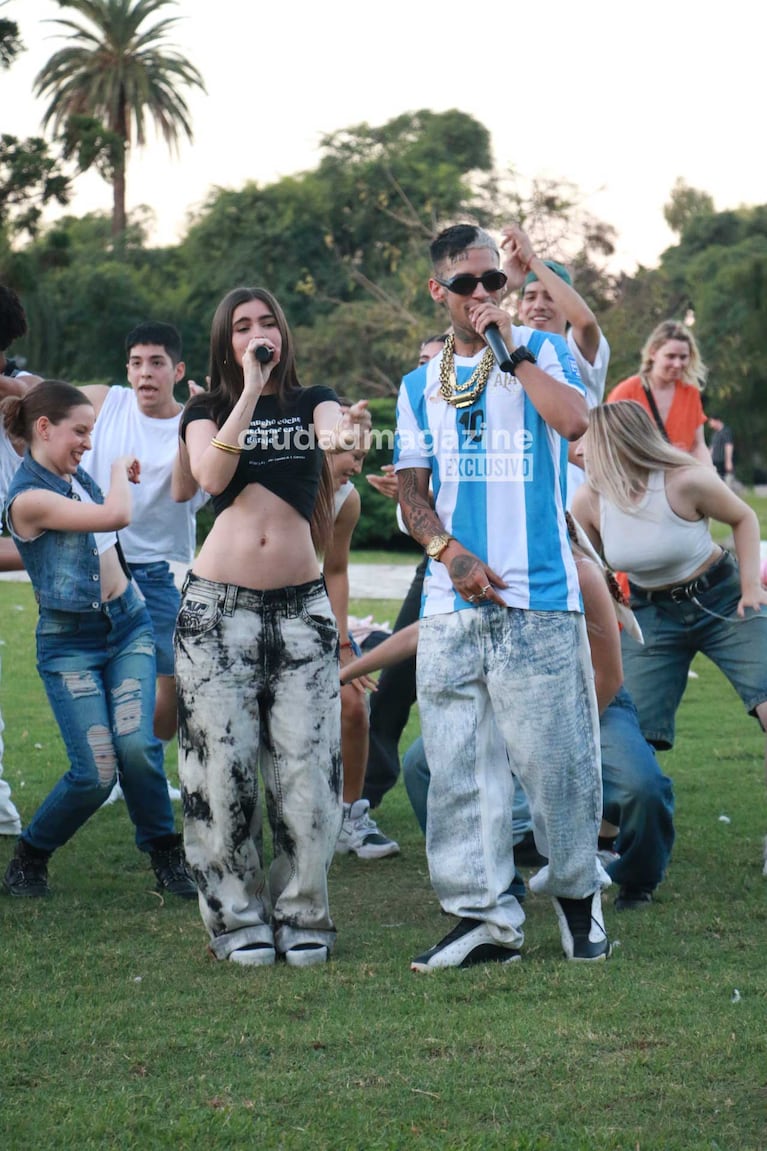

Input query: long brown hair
[183,287,334,553]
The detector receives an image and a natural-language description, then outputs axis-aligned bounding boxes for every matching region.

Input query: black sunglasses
[434,270,508,296]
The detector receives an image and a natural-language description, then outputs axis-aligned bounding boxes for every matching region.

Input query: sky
[2,0,765,274]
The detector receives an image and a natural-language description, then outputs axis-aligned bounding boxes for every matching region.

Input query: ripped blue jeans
[174,574,343,959]
[24,580,173,855]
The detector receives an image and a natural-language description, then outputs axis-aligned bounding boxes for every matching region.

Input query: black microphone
[254,345,274,364]
[483,324,514,373]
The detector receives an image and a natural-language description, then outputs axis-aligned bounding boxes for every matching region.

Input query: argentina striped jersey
[393,326,584,617]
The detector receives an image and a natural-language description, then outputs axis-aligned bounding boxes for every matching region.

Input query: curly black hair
[0,285,28,353]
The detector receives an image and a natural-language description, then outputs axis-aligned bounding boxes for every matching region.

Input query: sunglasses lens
[442,271,508,295]
[447,275,477,296]
[483,271,507,291]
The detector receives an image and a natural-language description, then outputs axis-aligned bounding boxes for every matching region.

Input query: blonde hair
[585,401,700,511]
[639,319,707,391]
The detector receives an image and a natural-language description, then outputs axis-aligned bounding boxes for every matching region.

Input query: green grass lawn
[1,581,766,1150]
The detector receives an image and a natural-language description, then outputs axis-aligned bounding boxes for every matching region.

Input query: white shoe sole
[285,945,329,968]
[335,841,400,860]
[411,950,521,973]
[229,946,276,967]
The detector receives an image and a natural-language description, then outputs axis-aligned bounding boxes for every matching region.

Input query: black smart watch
[507,346,537,376]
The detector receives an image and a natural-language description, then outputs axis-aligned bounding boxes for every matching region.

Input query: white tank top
[333,480,354,520]
[599,471,715,588]
[81,387,207,564]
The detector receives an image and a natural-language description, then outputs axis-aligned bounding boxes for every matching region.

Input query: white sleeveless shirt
[599,471,715,588]
[81,387,207,564]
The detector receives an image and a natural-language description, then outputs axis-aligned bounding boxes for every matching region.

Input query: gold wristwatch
[425,532,454,561]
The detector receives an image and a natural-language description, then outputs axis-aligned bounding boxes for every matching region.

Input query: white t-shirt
[565,328,610,508]
[0,430,23,537]
[82,386,207,564]
[71,475,118,555]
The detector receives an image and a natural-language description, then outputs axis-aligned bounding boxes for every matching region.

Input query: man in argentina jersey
[395,223,610,971]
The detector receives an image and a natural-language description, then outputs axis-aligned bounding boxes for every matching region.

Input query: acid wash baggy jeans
[174,574,343,960]
[417,604,604,950]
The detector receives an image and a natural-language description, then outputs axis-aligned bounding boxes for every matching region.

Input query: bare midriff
[191,483,321,590]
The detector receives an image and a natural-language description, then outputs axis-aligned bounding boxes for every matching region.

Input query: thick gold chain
[438,333,495,409]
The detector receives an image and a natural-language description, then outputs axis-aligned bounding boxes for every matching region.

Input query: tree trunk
[112,158,126,239]
[111,98,128,241]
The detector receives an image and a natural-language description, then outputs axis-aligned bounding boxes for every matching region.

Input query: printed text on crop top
[180,385,338,520]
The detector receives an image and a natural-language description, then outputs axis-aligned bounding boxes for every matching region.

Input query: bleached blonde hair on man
[586,401,701,511]
[639,319,707,391]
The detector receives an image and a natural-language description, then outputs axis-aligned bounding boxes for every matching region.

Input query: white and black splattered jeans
[175,573,342,960]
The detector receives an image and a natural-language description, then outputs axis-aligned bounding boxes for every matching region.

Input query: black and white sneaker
[552,891,611,961]
[335,800,400,860]
[3,843,51,898]
[411,917,522,973]
[149,835,197,900]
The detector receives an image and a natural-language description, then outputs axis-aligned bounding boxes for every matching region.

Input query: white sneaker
[285,943,329,967]
[335,799,400,860]
[102,781,180,804]
[102,782,124,806]
[229,943,276,967]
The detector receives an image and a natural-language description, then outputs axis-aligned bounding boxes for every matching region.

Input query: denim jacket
[6,451,115,612]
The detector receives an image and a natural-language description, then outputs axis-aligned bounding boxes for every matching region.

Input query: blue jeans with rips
[405,686,675,896]
[23,581,174,856]
[622,551,767,749]
[175,574,343,960]
[416,606,603,949]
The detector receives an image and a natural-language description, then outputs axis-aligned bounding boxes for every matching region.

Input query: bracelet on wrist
[339,640,354,651]
[210,436,242,455]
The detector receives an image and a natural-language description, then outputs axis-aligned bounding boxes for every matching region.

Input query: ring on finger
[480,584,491,594]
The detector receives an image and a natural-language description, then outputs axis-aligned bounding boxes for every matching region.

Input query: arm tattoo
[398,468,442,545]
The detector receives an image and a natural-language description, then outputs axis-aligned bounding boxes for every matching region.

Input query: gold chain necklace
[438,333,495,408]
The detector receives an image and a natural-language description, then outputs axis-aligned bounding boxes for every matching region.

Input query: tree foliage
[664,178,715,237]
[0,0,22,69]
[0,135,71,240]
[33,0,205,237]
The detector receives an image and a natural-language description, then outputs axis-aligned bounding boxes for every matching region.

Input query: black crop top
[181,385,338,520]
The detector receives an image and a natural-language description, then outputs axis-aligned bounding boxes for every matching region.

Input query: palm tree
[33,0,205,238]
[0,1,24,70]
